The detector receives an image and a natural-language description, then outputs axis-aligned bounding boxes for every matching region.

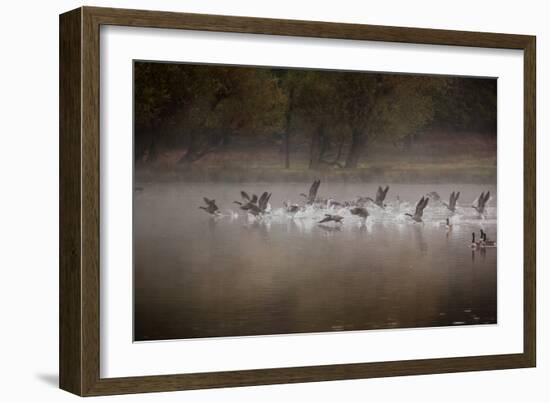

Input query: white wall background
[0,0,546,401]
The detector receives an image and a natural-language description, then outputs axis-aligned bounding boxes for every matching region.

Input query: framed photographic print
[59,6,536,396]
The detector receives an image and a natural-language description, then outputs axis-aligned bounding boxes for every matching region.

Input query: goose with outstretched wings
[300,179,321,205]
[472,191,490,215]
[405,196,429,222]
[258,191,272,213]
[199,197,220,215]
[366,185,390,208]
[443,191,460,212]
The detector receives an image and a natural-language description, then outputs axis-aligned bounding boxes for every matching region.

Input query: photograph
[132,61,498,341]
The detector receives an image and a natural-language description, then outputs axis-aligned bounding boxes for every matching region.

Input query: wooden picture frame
[59,6,536,396]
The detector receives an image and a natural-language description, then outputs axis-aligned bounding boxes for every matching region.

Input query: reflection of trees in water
[285,218,299,234]
[137,183,499,341]
[224,214,427,239]
[470,245,487,263]
[242,219,271,242]
[412,225,428,254]
[291,217,317,235]
[318,224,342,236]
[207,216,219,233]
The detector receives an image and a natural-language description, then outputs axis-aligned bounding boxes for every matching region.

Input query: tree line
[134,62,496,169]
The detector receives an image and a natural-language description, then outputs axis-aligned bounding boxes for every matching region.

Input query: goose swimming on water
[470,232,481,249]
[405,196,429,222]
[199,197,220,215]
[480,229,496,248]
[443,191,460,212]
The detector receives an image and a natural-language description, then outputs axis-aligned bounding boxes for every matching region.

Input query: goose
[258,191,272,214]
[350,207,369,219]
[483,234,496,248]
[283,201,300,214]
[199,197,220,215]
[426,191,441,202]
[327,198,344,209]
[405,196,429,222]
[480,230,496,248]
[234,191,259,211]
[300,179,321,205]
[443,191,460,212]
[355,196,370,206]
[246,204,262,216]
[318,214,344,224]
[472,191,491,215]
[366,185,390,208]
[470,232,481,249]
[445,217,453,231]
[240,190,251,202]
[233,190,254,205]
[395,195,402,208]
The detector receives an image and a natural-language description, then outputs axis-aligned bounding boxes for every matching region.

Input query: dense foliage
[134,62,496,168]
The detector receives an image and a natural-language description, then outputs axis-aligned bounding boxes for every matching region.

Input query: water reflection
[134,182,497,341]
[412,225,428,254]
[318,224,342,234]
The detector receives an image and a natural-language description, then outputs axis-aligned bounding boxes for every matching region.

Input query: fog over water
[134,182,497,341]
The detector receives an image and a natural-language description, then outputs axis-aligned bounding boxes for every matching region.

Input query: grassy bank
[135,131,496,184]
[135,160,496,184]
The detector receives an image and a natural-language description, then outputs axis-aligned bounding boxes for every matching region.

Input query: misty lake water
[134,182,497,341]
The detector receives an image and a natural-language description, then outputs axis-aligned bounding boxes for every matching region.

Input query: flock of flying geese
[199,179,496,248]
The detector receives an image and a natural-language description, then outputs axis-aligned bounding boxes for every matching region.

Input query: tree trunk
[146,131,158,162]
[135,130,150,162]
[178,129,225,164]
[178,132,199,164]
[345,129,367,168]
[284,131,290,169]
[404,131,417,150]
[331,136,345,166]
[178,91,231,164]
[222,130,232,146]
[283,87,294,169]
[309,126,326,169]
